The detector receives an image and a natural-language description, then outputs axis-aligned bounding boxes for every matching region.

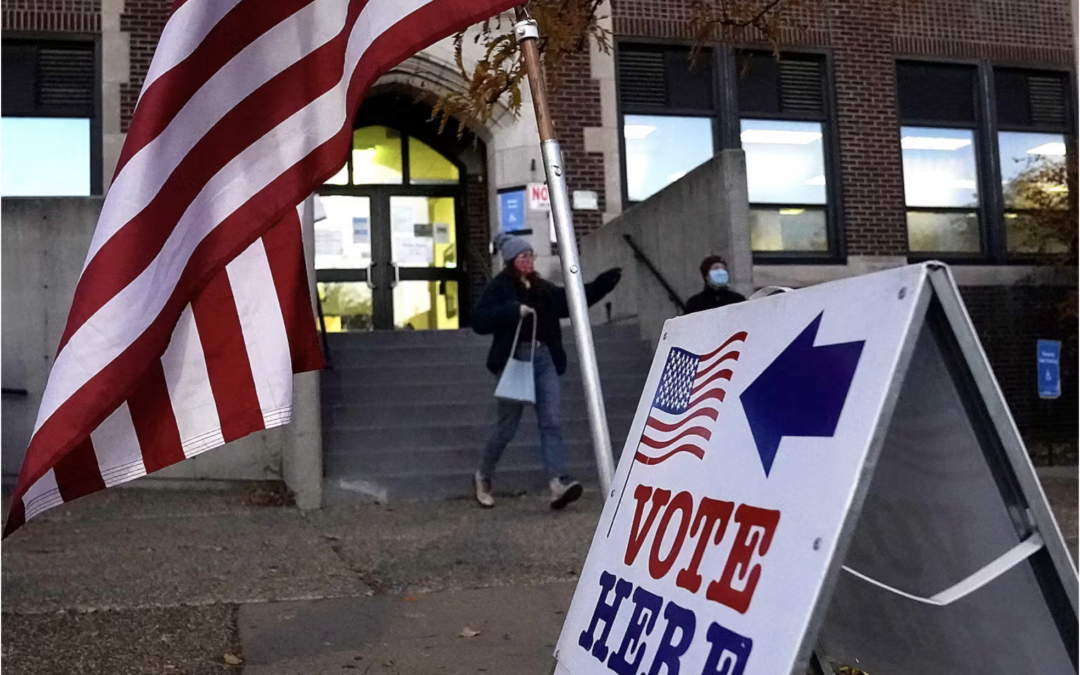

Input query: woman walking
[472,233,621,510]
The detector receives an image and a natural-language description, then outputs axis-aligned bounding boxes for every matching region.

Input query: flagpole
[514,6,616,499]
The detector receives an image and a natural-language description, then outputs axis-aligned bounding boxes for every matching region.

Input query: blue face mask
[708,268,729,287]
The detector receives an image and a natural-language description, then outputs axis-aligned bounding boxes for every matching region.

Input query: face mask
[514,255,535,276]
[708,268,729,287]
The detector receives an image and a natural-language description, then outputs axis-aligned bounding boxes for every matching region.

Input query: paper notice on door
[395,238,434,265]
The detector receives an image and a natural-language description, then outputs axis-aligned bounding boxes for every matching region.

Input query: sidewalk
[2,474,1076,674]
[2,486,603,674]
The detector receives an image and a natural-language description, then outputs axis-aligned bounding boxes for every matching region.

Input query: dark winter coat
[472,268,622,376]
[684,286,746,315]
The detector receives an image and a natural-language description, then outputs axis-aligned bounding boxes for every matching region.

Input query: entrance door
[315,125,466,331]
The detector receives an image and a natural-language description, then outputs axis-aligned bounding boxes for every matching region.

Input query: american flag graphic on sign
[634,331,748,465]
[3,0,518,537]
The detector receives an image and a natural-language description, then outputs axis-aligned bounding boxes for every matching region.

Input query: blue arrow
[740,312,865,477]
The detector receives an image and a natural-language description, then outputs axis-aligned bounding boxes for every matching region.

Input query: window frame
[1,32,103,196]
[614,39,844,263]
[896,56,1077,264]
[734,47,844,262]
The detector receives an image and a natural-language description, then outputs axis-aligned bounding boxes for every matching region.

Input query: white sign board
[529,182,551,211]
[556,265,929,675]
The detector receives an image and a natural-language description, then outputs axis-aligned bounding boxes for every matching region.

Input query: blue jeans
[480,343,566,481]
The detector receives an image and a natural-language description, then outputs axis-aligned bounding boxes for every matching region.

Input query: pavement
[1,474,1076,675]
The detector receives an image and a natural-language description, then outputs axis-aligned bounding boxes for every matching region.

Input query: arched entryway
[314,92,488,331]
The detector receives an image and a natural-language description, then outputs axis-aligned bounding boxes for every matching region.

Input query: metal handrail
[621,234,686,313]
[315,292,332,369]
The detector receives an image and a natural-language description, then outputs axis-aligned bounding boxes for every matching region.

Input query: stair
[320,323,653,502]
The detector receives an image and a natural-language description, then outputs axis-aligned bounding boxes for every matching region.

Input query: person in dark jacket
[684,255,745,315]
[472,233,621,510]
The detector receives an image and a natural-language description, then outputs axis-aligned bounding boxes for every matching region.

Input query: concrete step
[323,462,604,503]
[322,342,652,368]
[320,360,650,387]
[323,323,643,349]
[324,438,631,479]
[324,416,635,453]
[323,397,642,428]
[319,374,649,405]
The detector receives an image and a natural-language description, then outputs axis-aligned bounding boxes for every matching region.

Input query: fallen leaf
[460,627,481,638]
[223,653,243,666]
[403,596,419,602]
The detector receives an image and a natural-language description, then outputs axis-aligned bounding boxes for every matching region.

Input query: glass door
[390,195,462,330]
[314,195,377,331]
[315,125,467,331]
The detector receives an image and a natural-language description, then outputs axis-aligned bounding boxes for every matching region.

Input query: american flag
[4,0,516,536]
[634,331,748,466]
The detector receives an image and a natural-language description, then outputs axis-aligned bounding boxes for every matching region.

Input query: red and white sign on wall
[528,182,550,211]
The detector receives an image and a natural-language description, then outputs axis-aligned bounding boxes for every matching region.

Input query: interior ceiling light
[1027,142,1067,156]
[900,136,972,151]
[740,129,822,145]
[623,125,657,140]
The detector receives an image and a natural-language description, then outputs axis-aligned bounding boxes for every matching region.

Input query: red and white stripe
[5,0,516,535]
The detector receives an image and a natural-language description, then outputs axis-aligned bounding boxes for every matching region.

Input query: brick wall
[606,0,1074,256]
[547,51,606,237]
[613,0,829,46]
[895,0,1073,65]
[119,0,171,132]
[962,286,1078,463]
[2,0,101,32]
[827,0,908,256]
[465,174,491,313]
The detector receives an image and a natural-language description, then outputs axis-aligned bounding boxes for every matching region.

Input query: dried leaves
[433,1,609,136]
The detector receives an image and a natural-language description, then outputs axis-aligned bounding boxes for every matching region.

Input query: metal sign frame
[553,262,1077,675]
[798,262,1077,674]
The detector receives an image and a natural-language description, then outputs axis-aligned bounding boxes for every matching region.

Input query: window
[898,62,1073,259]
[1,39,100,196]
[615,45,838,257]
[618,45,715,202]
[325,125,461,187]
[624,115,714,202]
[995,69,1071,255]
[737,53,832,254]
[897,63,982,254]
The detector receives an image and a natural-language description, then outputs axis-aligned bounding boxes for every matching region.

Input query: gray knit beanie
[493,232,533,263]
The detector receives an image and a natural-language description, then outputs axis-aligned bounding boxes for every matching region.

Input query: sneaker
[549,476,583,510]
[474,471,495,508]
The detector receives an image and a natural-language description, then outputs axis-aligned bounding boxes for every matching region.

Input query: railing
[315,293,332,369]
[621,234,686,314]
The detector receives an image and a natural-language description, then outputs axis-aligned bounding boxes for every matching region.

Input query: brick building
[2,0,1076,459]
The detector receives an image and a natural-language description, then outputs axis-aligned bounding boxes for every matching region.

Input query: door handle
[366,262,376,289]
[390,262,399,289]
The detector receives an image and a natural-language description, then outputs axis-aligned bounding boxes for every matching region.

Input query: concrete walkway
[2,474,1076,674]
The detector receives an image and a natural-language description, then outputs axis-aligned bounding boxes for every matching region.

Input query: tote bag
[494,315,537,404]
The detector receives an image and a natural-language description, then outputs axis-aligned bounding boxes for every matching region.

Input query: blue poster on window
[1037,339,1061,400]
[499,189,526,233]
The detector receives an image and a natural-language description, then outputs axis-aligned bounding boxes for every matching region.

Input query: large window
[618,45,715,203]
[898,62,1073,259]
[738,53,831,254]
[995,69,1071,255]
[1,39,100,196]
[324,125,460,187]
[897,63,982,253]
[616,45,837,257]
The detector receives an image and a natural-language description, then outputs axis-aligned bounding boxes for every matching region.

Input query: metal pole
[514,7,616,497]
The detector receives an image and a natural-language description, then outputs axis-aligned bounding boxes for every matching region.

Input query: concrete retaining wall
[578,150,753,348]
[1,197,319,503]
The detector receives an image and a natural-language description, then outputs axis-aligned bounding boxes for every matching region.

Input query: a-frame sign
[553,263,1076,675]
